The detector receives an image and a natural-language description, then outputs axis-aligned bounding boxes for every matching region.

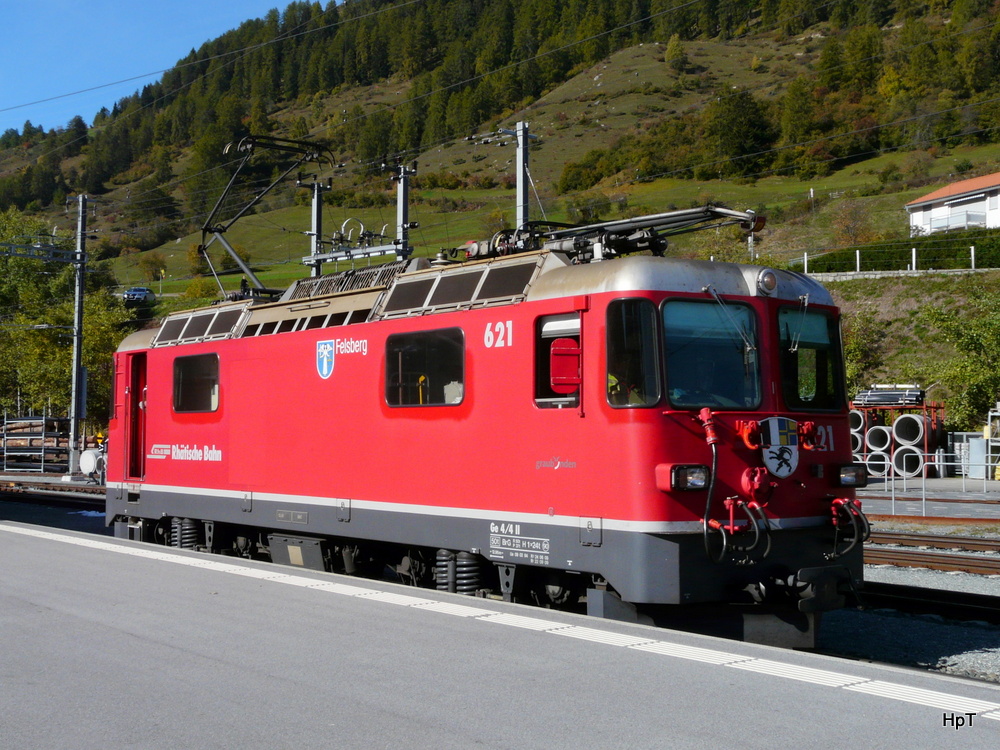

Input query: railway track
[1,484,103,499]
[0,480,105,510]
[868,530,1000,552]
[860,531,1000,623]
[863,548,1000,575]
[860,494,1000,506]
[857,582,1000,625]
[868,513,1000,525]
[864,531,1000,575]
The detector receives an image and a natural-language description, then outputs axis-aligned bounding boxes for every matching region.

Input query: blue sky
[0,1,286,134]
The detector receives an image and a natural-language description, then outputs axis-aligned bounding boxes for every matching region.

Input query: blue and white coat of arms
[317,340,335,379]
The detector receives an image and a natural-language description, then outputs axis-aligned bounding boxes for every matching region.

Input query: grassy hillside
[118,138,1000,295]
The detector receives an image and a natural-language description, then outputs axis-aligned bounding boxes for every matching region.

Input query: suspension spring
[170,517,200,549]
[181,518,199,549]
[455,551,480,595]
[435,549,457,593]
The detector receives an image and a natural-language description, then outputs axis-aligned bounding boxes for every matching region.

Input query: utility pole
[514,121,529,231]
[299,174,332,277]
[66,194,88,479]
[392,163,417,259]
[498,122,539,231]
[298,162,415,270]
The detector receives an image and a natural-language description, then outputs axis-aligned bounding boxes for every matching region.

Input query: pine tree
[843,24,884,92]
[700,89,777,178]
[779,76,814,145]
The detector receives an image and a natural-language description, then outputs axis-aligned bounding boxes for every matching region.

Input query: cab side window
[606,299,659,407]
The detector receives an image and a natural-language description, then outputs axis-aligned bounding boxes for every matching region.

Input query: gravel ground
[817,565,1000,684]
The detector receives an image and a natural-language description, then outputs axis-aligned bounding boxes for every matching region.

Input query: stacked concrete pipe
[890,413,936,478]
[849,409,866,455]
[864,424,893,477]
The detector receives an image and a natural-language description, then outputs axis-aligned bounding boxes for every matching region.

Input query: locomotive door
[122,352,147,481]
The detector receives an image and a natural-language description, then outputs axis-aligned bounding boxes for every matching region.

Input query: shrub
[183,276,219,300]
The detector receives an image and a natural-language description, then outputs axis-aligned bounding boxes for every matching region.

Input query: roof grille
[377,255,544,319]
[152,304,249,347]
[286,260,415,300]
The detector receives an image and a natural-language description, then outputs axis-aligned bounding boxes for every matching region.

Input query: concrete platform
[2,521,999,748]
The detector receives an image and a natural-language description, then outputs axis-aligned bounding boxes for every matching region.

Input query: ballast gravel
[817,566,1000,684]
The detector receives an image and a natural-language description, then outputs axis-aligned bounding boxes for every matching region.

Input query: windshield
[778,307,845,411]
[606,299,660,407]
[663,299,760,409]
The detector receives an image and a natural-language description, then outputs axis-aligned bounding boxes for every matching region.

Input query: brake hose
[831,501,861,559]
[748,502,773,560]
[737,501,762,555]
[702,441,729,562]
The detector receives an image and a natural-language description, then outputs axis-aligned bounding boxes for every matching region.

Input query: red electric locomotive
[105,201,869,640]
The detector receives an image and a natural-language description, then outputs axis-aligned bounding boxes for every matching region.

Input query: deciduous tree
[922,291,1000,429]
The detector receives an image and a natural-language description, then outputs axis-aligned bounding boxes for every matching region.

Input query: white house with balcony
[905,171,1000,236]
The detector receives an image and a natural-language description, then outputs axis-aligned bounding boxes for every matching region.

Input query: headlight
[672,464,710,490]
[757,268,778,295]
[837,464,868,488]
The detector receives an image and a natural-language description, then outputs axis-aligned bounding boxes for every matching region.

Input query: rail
[859,582,1000,625]
[863,547,1000,575]
[867,531,1000,553]
[0,478,105,504]
[868,513,995,525]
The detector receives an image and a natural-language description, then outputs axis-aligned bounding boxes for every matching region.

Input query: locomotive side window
[606,299,660,407]
[778,308,844,411]
[386,328,464,406]
[173,354,219,412]
[663,300,760,409]
[535,314,580,408]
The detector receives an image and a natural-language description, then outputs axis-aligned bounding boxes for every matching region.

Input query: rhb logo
[316,340,335,379]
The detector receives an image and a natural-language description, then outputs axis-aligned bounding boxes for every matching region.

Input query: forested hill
[4,0,1000,254]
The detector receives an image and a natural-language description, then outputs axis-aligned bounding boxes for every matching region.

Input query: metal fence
[861,453,1000,516]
